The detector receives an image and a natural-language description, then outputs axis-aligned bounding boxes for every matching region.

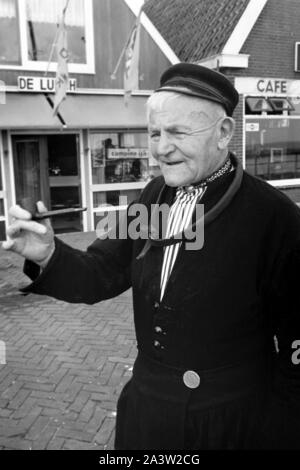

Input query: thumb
[36,201,53,232]
[36,201,48,213]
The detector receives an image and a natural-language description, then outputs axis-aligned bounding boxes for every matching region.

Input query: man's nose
[156,132,175,156]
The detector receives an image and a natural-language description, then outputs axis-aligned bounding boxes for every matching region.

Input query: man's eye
[150,132,160,140]
[173,131,187,138]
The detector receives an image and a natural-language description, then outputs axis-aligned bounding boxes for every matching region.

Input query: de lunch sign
[18,76,77,93]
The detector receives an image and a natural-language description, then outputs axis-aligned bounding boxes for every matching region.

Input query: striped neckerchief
[160,158,232,300]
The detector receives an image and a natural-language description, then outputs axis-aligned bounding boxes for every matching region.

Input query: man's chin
[162,175,190,187]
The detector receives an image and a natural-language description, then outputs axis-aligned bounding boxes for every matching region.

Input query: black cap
[156,63,239,116]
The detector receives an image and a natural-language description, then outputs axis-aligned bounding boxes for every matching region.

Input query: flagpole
[52,0,70,118]
[44,0,70,77]
[123,8,142,106]
[44,28,60,77]
[110,22,136,80]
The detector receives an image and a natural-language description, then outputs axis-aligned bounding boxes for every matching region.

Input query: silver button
[155,326,162,333]
[183,370,200,389]
[154,340,161,348]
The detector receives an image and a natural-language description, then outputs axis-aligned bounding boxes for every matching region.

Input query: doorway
[12,134,83,233]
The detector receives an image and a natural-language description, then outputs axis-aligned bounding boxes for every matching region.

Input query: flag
[124,11,141,106]
[53,3,69,116]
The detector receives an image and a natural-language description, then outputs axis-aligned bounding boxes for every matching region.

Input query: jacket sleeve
[20,176,165,304]
[21,220,133,305]
[259,238,300,449]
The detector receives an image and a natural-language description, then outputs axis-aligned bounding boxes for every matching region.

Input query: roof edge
[222,0,268,55]
[123,0,180,65]
[197,53,250,69]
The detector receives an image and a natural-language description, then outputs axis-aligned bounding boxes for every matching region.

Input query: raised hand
[2,201,55,267]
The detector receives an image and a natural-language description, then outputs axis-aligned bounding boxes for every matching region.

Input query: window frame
[0,133,7,237]
[0,0,95,74]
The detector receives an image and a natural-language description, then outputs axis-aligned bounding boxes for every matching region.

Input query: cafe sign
[107,148,149,159]
[235,77,300,95]
[18,76,77,93]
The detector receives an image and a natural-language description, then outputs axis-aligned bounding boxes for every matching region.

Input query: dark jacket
[22,166,300,449]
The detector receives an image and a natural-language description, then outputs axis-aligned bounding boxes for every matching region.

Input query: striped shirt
[160,186,207,300]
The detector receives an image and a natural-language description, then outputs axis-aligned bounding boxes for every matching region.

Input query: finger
[36,201,53,230]
[8,205,32,220]
[6,220,47,238]
[2,239,15,251]
[36,201,48,213]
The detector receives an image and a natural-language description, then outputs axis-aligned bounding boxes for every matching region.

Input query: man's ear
[217,117,235,150]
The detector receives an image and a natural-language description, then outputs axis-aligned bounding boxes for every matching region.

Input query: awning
[0,93,149,130]
[0,93,62,129]
[58,94,149,128]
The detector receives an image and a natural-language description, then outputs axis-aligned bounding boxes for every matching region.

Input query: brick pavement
[0,232,136,450]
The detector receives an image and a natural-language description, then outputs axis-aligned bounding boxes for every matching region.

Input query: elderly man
[3,64,300,449]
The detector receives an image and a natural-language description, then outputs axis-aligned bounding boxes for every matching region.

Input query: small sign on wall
[246,123,259,132]
[235,77,300,95]
[18,76,77,93]
[107,148,149,159]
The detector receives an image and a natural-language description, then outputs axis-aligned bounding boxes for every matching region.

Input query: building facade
[2,0,300,242]
[145,0,300,205]
[0,0,175,240]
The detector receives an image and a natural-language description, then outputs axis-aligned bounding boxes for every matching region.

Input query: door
[12,136,50,211]
[12,134,83,233]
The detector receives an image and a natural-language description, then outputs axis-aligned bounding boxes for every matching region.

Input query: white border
[0,0,95,74]
[222,0,268,55]
[244,106,300,187]
[124,0,180,65]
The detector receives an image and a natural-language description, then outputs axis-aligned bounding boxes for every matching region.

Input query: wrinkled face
[148,93,228,187]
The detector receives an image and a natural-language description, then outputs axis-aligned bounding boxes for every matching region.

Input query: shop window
[90,131,161,230]
[245,118,300,180]
[90,132,160,185]
[246,97,273,114]
[268,98,294,112]
[246,96,298,116]
[0,0,21,65]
